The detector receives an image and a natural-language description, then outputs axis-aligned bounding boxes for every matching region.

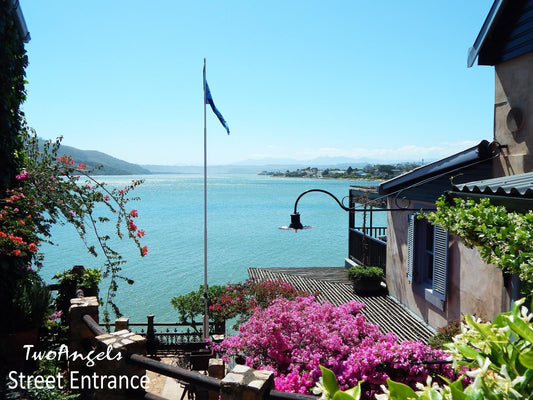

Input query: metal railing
[349,227,387,272]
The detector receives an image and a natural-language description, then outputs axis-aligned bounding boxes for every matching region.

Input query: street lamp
[279,189,355,232]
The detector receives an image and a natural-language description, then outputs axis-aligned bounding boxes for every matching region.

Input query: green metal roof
[452,172,533,197]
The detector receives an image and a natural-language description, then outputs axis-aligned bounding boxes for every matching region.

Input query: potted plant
[53,266,102,317]
[347,265,384,294]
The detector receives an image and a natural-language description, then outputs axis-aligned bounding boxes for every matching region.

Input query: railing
[349,227,387,272]
[125,315,225,354]
[352,226,387,240]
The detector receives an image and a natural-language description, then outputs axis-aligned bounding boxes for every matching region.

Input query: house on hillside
[365,0,533,329]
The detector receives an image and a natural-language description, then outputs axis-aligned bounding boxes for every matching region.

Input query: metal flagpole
[202,58,209,340]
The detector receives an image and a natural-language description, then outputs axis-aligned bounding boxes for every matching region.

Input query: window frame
[406,214,449,309]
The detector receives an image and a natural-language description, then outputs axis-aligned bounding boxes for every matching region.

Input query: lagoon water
[39,174,383,322]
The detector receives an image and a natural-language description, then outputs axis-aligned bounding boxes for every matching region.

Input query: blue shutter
[432,224,448,301]
[406,214,415,282]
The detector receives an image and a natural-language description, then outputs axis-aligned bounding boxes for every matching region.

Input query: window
[406,215,449,305]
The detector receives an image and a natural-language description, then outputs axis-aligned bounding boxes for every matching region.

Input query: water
[39,174,383,322]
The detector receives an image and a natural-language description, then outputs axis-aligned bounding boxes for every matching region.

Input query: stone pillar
[91,329,148,400]
[221,365,274,400]
[114,318,129,332]
[69,296,99,351]
[68,295,100,396]
[208,358,226,400]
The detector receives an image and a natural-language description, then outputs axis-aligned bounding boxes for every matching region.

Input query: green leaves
[425,196,533,295]
[318,366,361,400]
[320,365,339,395]
[386,379,417,399]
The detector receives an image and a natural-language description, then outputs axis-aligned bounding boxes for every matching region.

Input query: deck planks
[248,267,436,343]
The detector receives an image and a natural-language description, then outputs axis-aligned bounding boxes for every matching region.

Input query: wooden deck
[248,267,436,343]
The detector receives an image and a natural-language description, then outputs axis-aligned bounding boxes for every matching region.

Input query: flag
[203,63,230,135]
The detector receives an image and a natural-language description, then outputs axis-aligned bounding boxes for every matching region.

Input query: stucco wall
[385,200,510,329]
[494,52,533,175]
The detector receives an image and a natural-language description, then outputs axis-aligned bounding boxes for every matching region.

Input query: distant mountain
[50,141,151,175]
[142,156,425,176]
[231,156,419,169]
[142,164,268,174]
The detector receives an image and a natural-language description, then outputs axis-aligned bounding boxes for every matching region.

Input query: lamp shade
[279,213,312,232]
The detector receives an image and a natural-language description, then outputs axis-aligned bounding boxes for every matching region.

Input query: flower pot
[352,278,382,295]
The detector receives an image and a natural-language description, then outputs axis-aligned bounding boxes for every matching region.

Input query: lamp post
[279,189,356,232]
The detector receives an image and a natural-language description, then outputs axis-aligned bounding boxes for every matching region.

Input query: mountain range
[52,142,151,175]
[52,143,421,175]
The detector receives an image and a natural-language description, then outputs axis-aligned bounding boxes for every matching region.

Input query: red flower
[127,219,137,232]
[129,209,138,218]
[77,163,86,170]
[141,246,148,257]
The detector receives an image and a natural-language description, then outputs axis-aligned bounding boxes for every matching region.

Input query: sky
[20,1,496,166]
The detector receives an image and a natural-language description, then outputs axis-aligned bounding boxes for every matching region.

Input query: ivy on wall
[0,0,28,194]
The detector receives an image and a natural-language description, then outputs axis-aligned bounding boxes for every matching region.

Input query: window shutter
[432,223,448,301]
[406,214,415,282]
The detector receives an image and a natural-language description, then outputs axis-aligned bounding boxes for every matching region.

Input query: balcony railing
[349,227,387,272]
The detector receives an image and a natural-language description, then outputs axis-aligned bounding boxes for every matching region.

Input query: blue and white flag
[203,63,230,135]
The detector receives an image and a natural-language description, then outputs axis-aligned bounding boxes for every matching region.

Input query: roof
[468,0,533,67]
[378,140,497,197]
[452,171,533,197]
[248,267,436,343]
[449,172,533,212]
[8,0,30,43]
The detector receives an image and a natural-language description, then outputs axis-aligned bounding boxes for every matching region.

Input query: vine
[424,195,533,295]
[0,0,28,193]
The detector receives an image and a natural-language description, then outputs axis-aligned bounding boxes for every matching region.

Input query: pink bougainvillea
[212,296,454,398]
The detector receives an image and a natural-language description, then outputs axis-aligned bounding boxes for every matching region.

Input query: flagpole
[202,58,209,340]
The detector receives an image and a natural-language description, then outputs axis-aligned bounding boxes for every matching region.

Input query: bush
[171,285,226,326]
[347,266,383,281]
[212,296,453,397]
[208,279,312,329]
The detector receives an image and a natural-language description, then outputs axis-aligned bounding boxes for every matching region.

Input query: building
[351,0,533,329]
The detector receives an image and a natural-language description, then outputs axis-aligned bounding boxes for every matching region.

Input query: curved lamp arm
[293,189,355,214]
[280,189,356,231]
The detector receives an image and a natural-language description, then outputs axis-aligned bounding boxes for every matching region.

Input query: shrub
[170,284,226,326]
[208,279,312,328]
[347,266,383,281]
[212,296,453,397]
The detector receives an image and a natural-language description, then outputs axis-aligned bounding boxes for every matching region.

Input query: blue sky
[21,1,495,166]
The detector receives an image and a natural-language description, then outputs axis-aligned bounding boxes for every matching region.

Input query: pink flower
[15,169,29,181]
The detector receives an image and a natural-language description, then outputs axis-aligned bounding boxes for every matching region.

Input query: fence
[122,315,225,355]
